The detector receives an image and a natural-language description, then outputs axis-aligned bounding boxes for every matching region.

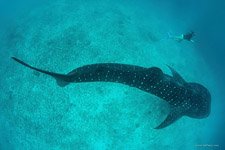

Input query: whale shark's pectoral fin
[154,107,183,129]
[167,65,186,85]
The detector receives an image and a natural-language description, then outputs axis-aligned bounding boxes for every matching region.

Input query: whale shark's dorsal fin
[155,106,183,129]
[167,65,186,85]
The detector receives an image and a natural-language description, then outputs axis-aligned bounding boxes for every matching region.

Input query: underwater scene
[0,0,224,149]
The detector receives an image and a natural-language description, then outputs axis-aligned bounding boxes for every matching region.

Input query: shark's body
[12,57,211,129]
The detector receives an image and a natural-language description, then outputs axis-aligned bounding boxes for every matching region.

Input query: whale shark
[11,57,211,129]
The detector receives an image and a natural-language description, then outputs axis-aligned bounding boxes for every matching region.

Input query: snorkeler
[168,31,195,42]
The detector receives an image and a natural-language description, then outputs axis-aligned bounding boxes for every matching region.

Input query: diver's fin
[154,107,183,129]
[11,57,70,87]
[167,65,186,85]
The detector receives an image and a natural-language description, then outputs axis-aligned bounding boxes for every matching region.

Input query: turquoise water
[0,0,224,149]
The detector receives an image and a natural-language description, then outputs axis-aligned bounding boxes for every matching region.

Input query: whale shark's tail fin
[11,57,70,87]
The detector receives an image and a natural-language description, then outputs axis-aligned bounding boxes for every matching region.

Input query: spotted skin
[11,57,211,129]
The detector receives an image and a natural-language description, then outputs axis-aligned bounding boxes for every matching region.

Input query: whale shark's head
[185,83,211,119]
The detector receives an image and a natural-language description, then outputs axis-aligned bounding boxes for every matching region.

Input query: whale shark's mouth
[185,83,211,119]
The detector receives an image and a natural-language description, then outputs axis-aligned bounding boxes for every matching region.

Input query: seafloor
[0,0,221,149]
